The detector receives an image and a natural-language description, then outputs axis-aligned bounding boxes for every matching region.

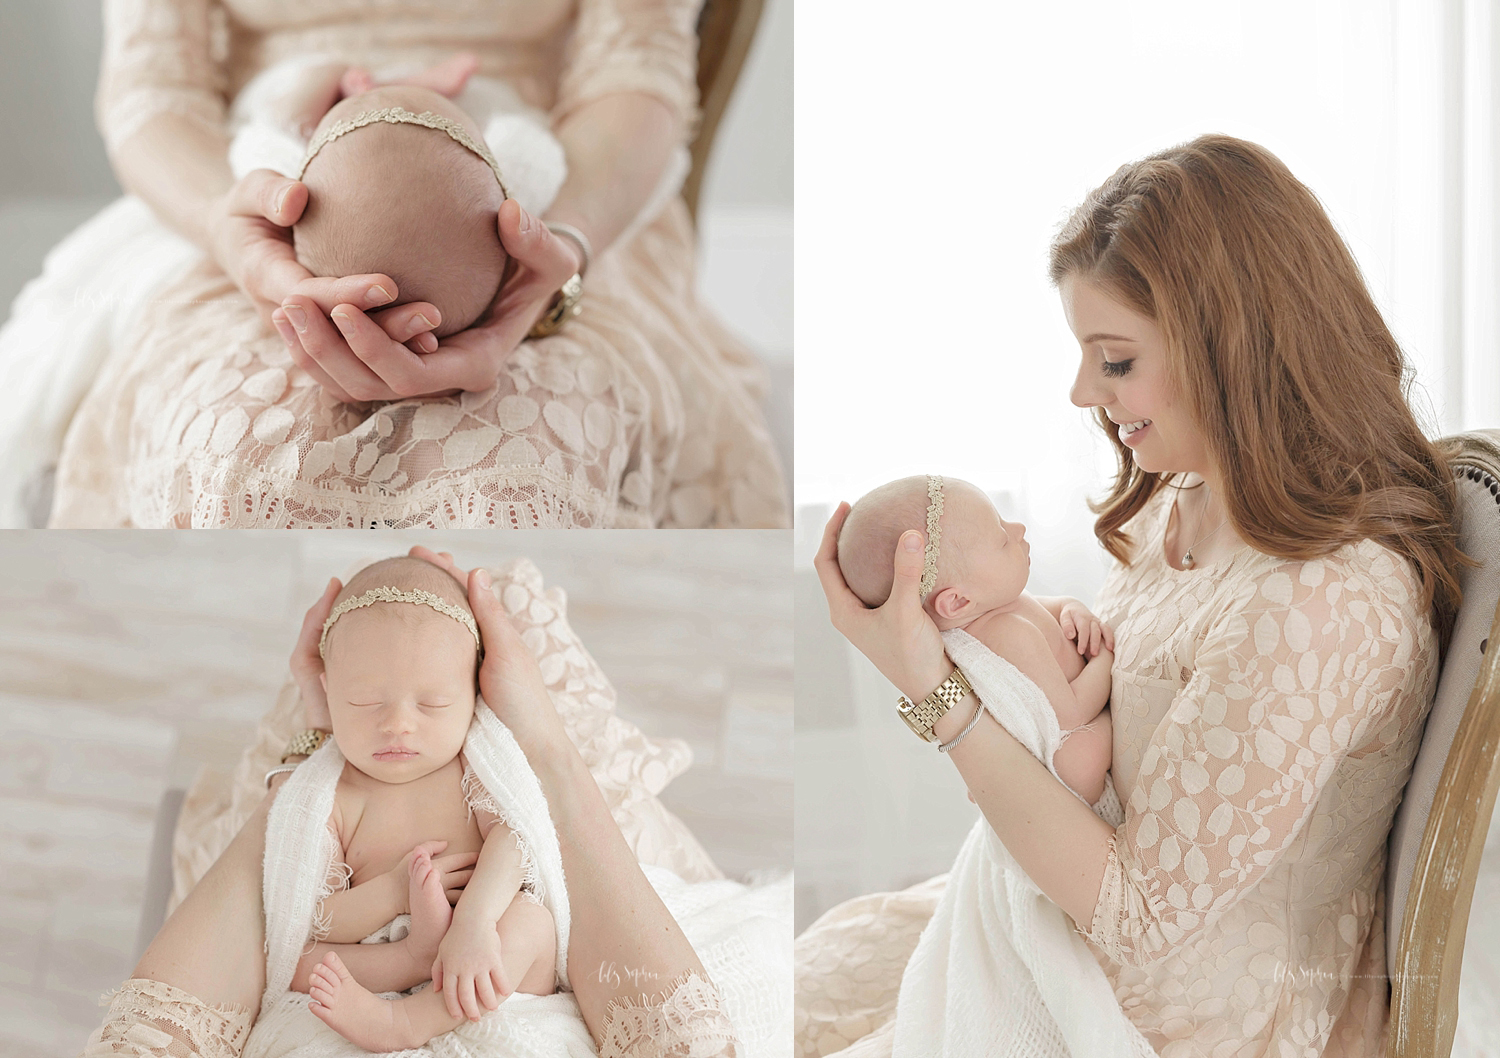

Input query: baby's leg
[497,894,558,997]
[292,845,455,994]
[1053,708,1114,807]
[309,897,557,1049]
[309,952,463,1052]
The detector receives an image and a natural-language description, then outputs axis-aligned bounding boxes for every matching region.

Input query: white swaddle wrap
[890,628,1153,1058]
[246,704,591,1058]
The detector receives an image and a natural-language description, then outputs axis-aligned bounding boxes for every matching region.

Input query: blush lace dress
[49,0,787,528]
[795,486,1439,1058]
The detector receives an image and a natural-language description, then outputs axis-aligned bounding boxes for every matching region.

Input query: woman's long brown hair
[1049,134,1469,652]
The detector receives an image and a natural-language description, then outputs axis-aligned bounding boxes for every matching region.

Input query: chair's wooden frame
[1389,442,1500,1057]
[683,0,767,222]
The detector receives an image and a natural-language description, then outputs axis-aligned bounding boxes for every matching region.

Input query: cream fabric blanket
[890,629,1153,1058]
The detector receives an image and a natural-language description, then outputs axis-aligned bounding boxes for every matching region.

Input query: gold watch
[528,273,584,338]
[282,729,330,763]
[897,667,973,743]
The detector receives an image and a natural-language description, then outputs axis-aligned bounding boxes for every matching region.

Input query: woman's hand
[407,547,572,755]
[814,503,954,702]
[1057,600,1115,658]
[289,576,341,731]
[276,199,580,402]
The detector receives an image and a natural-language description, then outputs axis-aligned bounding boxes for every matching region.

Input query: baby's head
[319,555,482,784]
[837,476,1032,627]
[294,85,507,338]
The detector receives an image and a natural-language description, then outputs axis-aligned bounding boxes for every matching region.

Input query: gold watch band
[528,273,584,338]
[896,667,973,743]
[282,729,330,763]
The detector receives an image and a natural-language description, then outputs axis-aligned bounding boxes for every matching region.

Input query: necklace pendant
[1182,549,1195,569]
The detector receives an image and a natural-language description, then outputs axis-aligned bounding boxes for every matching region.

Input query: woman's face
[1060,275,1210,478]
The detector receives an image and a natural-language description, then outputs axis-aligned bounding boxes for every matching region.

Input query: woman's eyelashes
[1100,358,1134,378]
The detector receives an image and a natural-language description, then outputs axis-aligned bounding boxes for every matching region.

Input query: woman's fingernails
[271,311,297,348]
[275,185,292,218]
[284,305,308,332]
[517,206,533,233]
[902,532,922,552]
[476,569,492,590]
[365,285,393,307]
[331,311,352,333]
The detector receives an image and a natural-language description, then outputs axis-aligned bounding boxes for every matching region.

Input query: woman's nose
[1070,359,1104,408]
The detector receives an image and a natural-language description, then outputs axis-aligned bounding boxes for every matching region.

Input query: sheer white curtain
[793,6,1500,1027]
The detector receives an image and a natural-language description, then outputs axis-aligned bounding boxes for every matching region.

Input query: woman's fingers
[335,304,487,397]
[282,296,394,402]
[290,576,340,728]
[498,200,579,289]
[887,529,928,611]
[409,545,472,586]
[285,274,401,316]
[812,502,860,629]
[368,301,441,345]
[229,169,307,226]
[272,308,359,403]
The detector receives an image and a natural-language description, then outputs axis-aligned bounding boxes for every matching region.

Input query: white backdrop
[794,2,1500,1045]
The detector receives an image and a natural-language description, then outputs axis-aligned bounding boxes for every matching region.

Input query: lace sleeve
[97,0,229,154]
[553,0,701,131]
[1082,545,1427,967]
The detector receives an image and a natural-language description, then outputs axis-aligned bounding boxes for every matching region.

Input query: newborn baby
[838,476,1114,804]
[230,54,568,339]
[295,556,558,1052]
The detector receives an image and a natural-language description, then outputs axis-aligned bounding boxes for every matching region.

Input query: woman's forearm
[932,688,1116,925]
[108,112,234,251]
[545,92,679,261]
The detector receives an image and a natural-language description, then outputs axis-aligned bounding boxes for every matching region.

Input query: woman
[46,0,786,528]
[801,135,1467,1056]
[85,547,738,1057]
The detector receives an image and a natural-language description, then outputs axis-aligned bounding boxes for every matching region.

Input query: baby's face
[944,482,1032,611]
[322,606,478,784]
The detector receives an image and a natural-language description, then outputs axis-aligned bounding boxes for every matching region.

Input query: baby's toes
[322,952,353,983]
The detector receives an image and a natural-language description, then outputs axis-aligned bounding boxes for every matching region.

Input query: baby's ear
[932,587,971,621]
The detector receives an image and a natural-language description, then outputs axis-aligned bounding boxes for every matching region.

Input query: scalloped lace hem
[597,969,739,1058]
[81,978,252,1058]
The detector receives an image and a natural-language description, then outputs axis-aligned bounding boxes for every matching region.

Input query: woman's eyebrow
[1082,332,1138,344]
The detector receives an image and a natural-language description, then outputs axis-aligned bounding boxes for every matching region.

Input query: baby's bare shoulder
[965,609,1066,682]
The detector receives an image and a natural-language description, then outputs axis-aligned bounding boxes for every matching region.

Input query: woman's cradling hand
[289,575,340,731]
[814,502,954,702]
[276,200,580,403]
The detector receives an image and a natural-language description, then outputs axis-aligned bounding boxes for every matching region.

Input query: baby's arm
[319,840,474,943]
[1033,596,1116,658]
[432,811,528,1018]
[969,612,1111,731]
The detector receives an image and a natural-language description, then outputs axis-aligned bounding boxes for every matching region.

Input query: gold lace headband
[320,586,481,658]
[295,106,509,199]
[919,475,944,600]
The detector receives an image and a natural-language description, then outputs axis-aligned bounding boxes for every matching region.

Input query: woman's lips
[373,749,418,761]
[1117,418,1152,447]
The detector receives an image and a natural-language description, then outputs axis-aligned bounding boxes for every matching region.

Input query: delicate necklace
[1179,485,1229,569]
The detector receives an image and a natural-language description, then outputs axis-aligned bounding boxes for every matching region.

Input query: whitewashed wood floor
[0,530,791,1056]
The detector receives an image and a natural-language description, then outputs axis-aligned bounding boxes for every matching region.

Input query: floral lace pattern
[59,0,788,528]
[1077,488,1437,1057]
[599,970,740,1058]
[794,488,1438,1058]
[81,979,253,1058]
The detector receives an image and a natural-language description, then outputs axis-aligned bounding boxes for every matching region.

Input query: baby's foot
[405,847,454,971]
[308,952,420,1052]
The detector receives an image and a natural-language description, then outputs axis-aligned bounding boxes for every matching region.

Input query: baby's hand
[1058,601,1115,659]
[388,841,478,909]
[432,916,509,1021]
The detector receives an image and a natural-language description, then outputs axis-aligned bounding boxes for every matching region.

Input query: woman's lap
[51,201,787,528]
[794,876,947,1057]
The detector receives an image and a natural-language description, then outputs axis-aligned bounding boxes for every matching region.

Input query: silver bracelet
[938,697,985,753]
[264,763,299,788]
[545,221,592,276]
